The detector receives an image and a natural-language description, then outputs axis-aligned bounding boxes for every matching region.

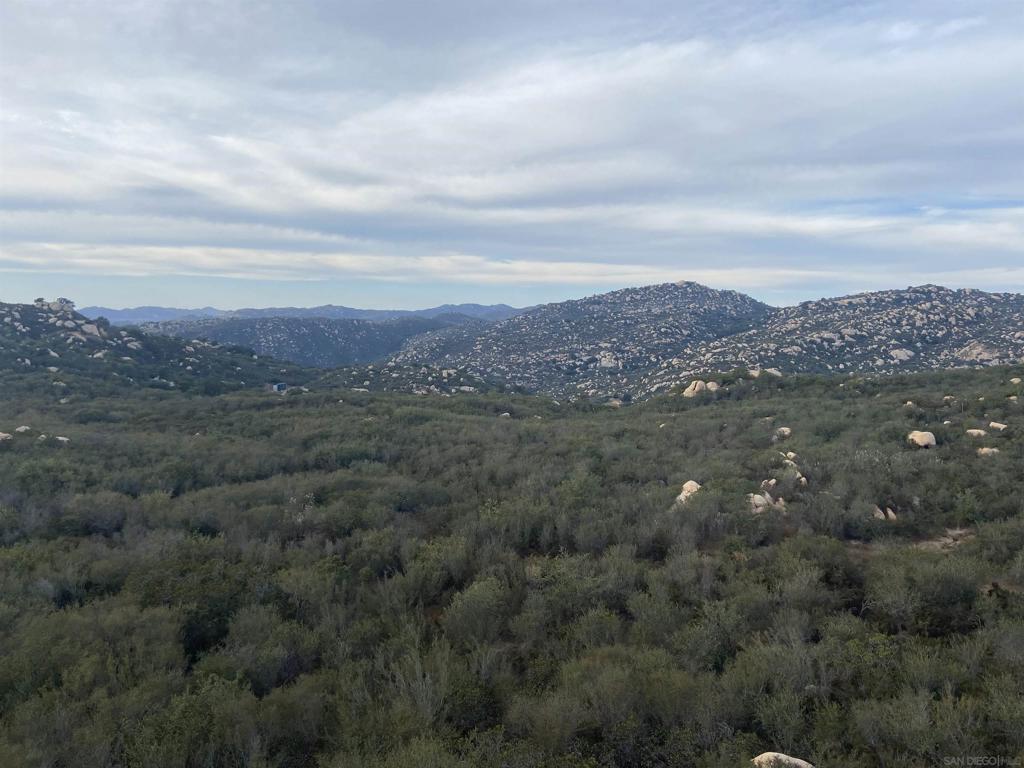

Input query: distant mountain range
[11,282,1024,401]
[80,302,525,325]
[140,314,483,368]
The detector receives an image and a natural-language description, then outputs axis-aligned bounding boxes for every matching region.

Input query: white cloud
[4,242,1024,299]
[0,0,1022,304]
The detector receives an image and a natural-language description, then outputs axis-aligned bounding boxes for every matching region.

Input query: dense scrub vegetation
[1,367,1023,767]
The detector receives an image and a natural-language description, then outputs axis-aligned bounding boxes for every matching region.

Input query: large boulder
[0,432,11,442]
[682,380,708,398]
[774,427,792,441]
[907,431,936,448]
[676,480,702,504]
[751,753,815,768]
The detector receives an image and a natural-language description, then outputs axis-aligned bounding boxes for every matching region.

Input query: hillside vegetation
[141,315,477,368]
[1,361,1023,767]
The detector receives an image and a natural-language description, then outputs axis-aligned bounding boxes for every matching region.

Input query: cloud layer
[1,0,1022,307]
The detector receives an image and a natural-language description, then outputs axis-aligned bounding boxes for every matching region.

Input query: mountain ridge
[13,282,1024,402]
[80,302,526,325]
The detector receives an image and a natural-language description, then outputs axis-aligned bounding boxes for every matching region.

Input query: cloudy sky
[1,0,1022,309]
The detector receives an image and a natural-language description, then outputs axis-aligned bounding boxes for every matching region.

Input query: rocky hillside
[141,315,482,368]
[637,285,1024,397]
[0,298,314,396]
[391,282,772,398]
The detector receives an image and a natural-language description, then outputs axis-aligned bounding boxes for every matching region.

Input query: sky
[1,0,1023,310]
